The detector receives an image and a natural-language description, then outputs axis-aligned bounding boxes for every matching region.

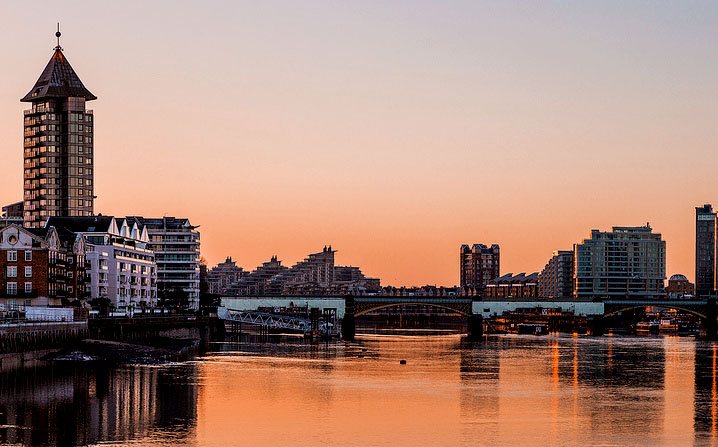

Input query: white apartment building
[47,216,157,309]
[127,217,200,310]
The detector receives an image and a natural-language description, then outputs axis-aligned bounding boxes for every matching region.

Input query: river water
[1,334,717,446]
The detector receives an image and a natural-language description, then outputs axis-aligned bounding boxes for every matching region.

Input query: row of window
[6,266,32,278]
[24,145,93,156]
[6,282,33,295]
[7,251,32,262]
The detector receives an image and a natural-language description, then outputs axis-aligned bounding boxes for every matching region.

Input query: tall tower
[696,204,717,297]
[21,28,96,228]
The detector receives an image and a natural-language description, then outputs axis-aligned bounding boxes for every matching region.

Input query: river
[0,334,716,446]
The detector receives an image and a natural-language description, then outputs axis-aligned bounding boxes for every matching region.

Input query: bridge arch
[603,304,707,321]
[353,302,472,318]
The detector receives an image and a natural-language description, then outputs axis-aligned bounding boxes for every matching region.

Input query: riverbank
[44,337,200,364]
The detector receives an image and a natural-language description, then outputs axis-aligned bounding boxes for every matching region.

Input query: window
[24,251,32,261]
[7,251,17,262]
[7,282,17,295]
[24,266,32,278]
[7,266,17,278]
[24,282,32,294]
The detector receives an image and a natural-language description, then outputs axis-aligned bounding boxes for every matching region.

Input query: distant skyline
[1,1,717,285]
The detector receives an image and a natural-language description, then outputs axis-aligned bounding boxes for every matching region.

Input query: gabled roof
[46,216,115,233]
[21,47,96,102]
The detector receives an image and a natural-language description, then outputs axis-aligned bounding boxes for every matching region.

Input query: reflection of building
[485,272,539,298]
[0,223,86,308]
[127,217,201,309]
[574,225,666,299]
[666,274,694,298]
[538,250,574,298]
[0,363,197,446]
[222,247,380,296]
[459,244,500,294]
[21,34,96,228]
[48,216,156,308]
[696,204,716,297]
[207,257,246,294]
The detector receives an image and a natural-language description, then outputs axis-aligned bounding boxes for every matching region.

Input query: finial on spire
[55,23,62,50]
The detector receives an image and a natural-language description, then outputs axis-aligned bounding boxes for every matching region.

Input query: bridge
[217,307,340,336]
[217,307,313,332]
[219,296,718,340]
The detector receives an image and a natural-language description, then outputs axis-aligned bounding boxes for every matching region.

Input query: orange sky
[1,2,717,285]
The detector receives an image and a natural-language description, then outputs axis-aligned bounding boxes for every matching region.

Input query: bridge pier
[466,314,483,341]
[704,298,717,341]
[587,317,605,336]
[342,296,356,341]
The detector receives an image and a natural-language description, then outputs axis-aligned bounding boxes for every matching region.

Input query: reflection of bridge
[219,296,718,340]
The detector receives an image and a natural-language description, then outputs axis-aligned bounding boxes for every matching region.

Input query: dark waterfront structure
[574,225,666,299]
[696,204,716,297]
[459,243,500,294]
[21,31,96,228]
[538,250,574,298]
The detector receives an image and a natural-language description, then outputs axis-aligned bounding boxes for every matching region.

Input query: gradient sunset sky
[1,1,716,286]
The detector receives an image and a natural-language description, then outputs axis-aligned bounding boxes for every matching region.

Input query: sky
[0,1,716,286]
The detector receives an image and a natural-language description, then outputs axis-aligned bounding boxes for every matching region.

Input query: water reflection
[0,362,197,446]
[1,335,717,446]
[695,343,718,445]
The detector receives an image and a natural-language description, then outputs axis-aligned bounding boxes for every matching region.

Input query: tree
[89,297,112,317]
[158,286,190,311]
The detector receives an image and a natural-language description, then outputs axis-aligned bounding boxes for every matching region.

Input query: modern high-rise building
[696,204,717,297]
[574,225,666,299]
[459,244,500,294]
[21,32,96,228]
[126,217,201,310]
[538,250,575,298]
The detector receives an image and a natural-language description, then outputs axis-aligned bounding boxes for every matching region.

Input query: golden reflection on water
[4,334,714,446]
[189,335,704,447]
[713,345,717,437]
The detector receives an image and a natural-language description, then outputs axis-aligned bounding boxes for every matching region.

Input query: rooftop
[21,44,96,102]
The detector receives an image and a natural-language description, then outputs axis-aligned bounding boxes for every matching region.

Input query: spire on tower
[55,23,62,51]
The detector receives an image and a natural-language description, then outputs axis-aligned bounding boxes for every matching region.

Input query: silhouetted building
[269,246,335,295]
[696,204,716,297]
[459,244,500,294]
[222,247,380,296]
[485,272,539,298]
[225,256,287,296]
[207,257,246,294]
[22,32,96,228]
[538,250,574,298]
[333,266,381,294]
[574,225,666,299]
[666,274,694,298]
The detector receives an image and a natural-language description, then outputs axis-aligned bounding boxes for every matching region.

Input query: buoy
[399,359,407,365]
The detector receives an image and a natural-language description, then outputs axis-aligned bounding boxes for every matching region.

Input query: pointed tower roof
[21,34,96,102]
